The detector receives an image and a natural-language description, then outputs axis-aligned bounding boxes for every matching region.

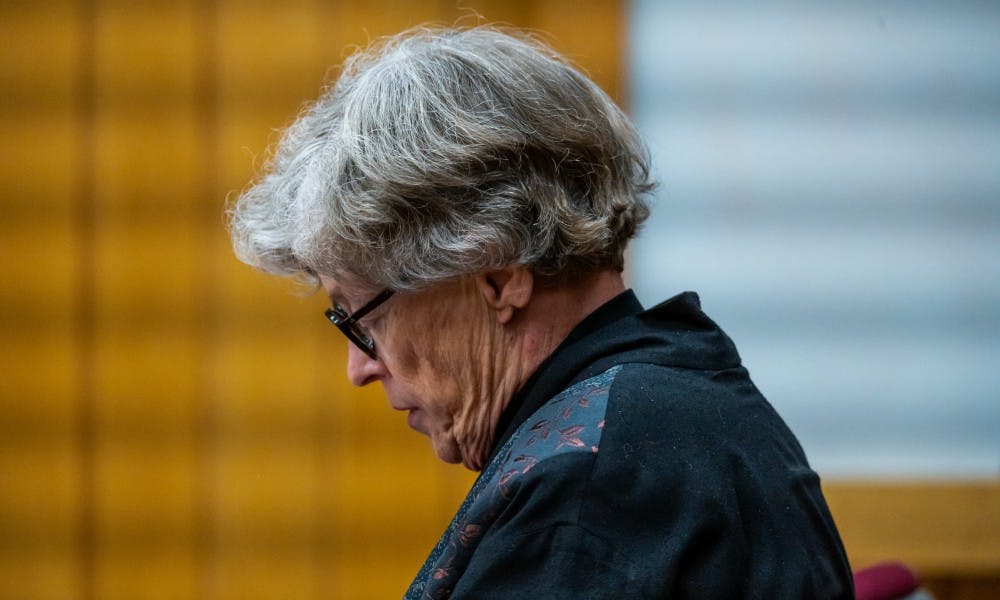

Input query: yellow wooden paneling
[86,4,207,599]
[92,1,198,110]
[89,367,202,600]
[217,0,327,109]
[0,325,77,563]
[332,555,427,599]
[327,442,460,539]
[0,4,81,600]
[440,1,533,30]
[213,331,323,410]
[92,330,201,426]
[212,551,323,600]
[100,445,197,521]
[217,107,288,188]
[322,0,453,48]
[91,111,203,216]
[91,221,202,319]
[0,445,80,544]
[0,332,77,439]
[213,440,319,525]
[95,551,199,600]
[0,113,79,216]
[825,480,1000,577]
[0,551,77,600]
[0,223,78,327]
[530,0,626,102]
[0,0,79,113]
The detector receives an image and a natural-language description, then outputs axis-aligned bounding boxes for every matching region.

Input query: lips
[387,395,424,433]
[388,396,416,412]
[406,408,425,433]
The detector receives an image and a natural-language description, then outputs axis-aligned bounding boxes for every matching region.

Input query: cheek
[427,295,494,373]
[386,331,420,379]
[442,322,498,394]
[384,320,457,405]
[381,285,491,405]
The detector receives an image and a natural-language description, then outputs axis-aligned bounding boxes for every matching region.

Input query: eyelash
[338,303,380,328]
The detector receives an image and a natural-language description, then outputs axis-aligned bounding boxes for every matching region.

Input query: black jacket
[406,291,854,599]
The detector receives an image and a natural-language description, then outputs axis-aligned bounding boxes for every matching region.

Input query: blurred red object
[853,561,921,600]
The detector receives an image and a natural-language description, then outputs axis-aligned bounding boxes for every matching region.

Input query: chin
[431,436,464,466]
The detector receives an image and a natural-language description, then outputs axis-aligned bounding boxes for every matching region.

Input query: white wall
[628,1,999,477]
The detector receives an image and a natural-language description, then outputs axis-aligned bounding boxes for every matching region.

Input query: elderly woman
[230,26,852,599]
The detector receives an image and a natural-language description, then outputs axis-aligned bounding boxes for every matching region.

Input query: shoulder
[584,362,853,596]
[488,367,619,526]
[592,360,817,512]
[457,363,852,597]
[602,361,806,458]
[494,360,800,506]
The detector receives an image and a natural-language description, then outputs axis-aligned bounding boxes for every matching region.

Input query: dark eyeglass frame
[324,289,394,360]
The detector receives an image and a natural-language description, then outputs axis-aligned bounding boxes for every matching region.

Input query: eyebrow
[325,290,364,314]
[320,280,347,307]
[328,294,352,312]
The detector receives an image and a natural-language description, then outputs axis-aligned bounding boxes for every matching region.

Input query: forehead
[318,274,376,306]
[318,274,340,296]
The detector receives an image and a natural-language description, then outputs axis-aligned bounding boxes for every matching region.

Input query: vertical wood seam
[194,0,220,597]
[73,1,96,599]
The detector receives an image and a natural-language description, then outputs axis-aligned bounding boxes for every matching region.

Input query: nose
[345,342,386,386]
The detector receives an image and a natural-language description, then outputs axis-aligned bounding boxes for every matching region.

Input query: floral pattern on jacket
[404,365,619,600]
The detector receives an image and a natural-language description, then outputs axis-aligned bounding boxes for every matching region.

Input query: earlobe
[475,266,534,325]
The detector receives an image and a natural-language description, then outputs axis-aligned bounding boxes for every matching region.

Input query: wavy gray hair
[229,25,654,291]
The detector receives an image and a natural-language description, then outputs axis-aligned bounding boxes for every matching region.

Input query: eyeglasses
[324,289,394,360]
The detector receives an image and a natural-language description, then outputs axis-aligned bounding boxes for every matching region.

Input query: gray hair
[229,25,654,291]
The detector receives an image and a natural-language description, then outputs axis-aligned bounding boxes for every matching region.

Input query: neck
[520,270,627,368]
[455,270,626,470]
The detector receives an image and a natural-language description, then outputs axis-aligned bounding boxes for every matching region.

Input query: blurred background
[0,1,996,599]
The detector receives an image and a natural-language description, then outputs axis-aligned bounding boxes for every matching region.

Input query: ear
[474,266,534,325]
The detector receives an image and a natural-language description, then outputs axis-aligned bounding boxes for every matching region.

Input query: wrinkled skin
[321,268,624,471]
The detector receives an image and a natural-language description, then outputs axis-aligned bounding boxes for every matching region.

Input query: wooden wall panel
[0,1,81,599]
[825,481,1000,576]
[212,3,334,593]
[88,2,203,598]
[530,0,626,102]
[826,481,1000,598]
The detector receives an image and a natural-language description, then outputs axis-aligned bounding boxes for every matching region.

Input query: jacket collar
[486,289,742,465]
